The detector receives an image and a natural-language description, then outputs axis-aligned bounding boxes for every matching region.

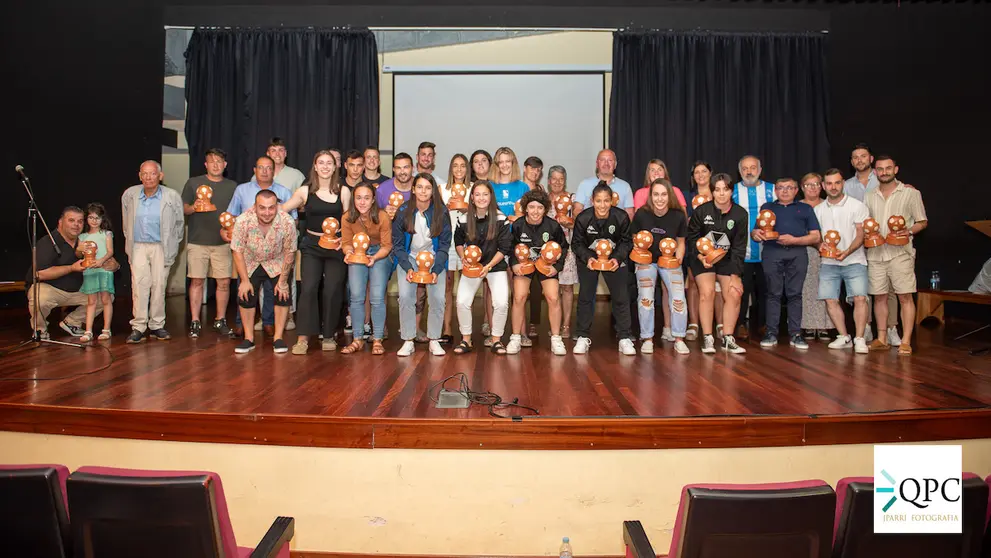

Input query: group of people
[27,139,927,357]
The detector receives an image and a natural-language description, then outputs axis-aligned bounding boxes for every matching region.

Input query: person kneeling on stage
[632,179,690,355]
[230,190,297,354]
[507,189,570,356]
[687,173,748,354]
[340,182,392,356]
[452,180,513,355]
[571,181,635,355]
[393,173,452,357]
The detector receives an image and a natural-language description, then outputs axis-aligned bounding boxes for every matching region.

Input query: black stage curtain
[184,28,379,182]
[609,31,829,192]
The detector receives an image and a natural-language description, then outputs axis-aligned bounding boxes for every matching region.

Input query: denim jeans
[348,245,392,340]
[635,264,687,339]
[397,255,446,341]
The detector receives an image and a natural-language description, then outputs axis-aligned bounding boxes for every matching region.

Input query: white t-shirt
[410,211,433,256]
[813,195,870,267]
[252,165,307,194]
[440,183,466,262]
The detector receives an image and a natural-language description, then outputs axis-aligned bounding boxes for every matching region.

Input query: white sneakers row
[394,335,691,356]
[828,334,870,354]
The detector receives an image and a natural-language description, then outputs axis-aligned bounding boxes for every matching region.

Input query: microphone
[15,165,28,180]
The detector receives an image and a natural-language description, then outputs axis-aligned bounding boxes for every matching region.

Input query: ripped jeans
[635,264,687,339]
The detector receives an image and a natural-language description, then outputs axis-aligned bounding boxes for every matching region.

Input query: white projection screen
[392,73,605,186]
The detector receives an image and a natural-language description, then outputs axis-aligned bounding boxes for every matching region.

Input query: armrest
[249,516,295,558]
[623,520,656,558]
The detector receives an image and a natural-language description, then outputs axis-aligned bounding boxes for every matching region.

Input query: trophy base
[762,231,779,240]
[535,260,559,276]
[346,253,370,265]
[195,204,217,213]
[447,201,469,212]
[556,216,574,228]
[886,234,909,246]
[630,250,653,265]
[462,264,484,278]
[701,250,726,267]
[318,237,342,250]
[590,259,614,271]
[81,260,98,269]
[657,256,681,269]
[864,235,886,248]
[819,246,840,259]
[411,272,438,284]
[517,263,536,275]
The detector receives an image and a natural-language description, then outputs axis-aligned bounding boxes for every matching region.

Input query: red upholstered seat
[667,480,835,558]
[833,473,987,558]
[0,463,71,557]
[67,466,293,558]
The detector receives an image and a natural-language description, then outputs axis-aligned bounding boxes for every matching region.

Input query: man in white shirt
[572,149,634,220]
[253,137,306,194]
[815,169,871,354]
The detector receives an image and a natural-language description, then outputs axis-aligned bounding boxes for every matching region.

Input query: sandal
[440,334,454,345]
[898,343,913,356]
[340,340,365,354]
[491,341,507,355]
[453,340,473,355]
[80,331,93,343]
[98,329,112,340]
[371,339,385,355]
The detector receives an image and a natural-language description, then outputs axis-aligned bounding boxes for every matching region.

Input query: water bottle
[559,537,573,558]
[930,271,941,291]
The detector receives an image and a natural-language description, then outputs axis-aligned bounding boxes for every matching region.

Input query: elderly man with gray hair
[121,160,185,343]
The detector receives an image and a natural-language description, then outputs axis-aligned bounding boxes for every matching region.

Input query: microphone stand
[6,171,85,354]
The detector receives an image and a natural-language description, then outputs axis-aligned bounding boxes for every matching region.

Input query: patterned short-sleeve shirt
[230,210,298,277]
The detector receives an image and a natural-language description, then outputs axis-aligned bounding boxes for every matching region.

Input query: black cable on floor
[429,372,539,419]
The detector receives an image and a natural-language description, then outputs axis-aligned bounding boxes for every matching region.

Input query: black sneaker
[189,321,202,338]
[148,329,171,341]
[234,339,255,354]
[59,320,84,337]
[273,339,288,354]
[213,318,232,337]
[126,330,145,344]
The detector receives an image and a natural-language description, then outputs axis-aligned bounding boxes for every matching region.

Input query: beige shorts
[868,252,917,295]
[187,244,233,279]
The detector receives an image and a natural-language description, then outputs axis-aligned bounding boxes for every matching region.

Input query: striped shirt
[732,180,777,262]
[864,181,927,261]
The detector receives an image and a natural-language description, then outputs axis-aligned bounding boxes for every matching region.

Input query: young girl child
[78,203,114,342]
[571,182,635,355]
[392,173,452,357]
[452,180,512,355]
[340,182,392,355]
[632,179,690,355]
[507,189,569,356]
[545,165,578,338]
[439,153,470,345]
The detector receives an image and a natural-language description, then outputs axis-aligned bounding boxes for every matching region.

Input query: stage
[1,295,990,451]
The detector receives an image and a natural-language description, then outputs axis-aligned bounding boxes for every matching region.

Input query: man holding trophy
[181,148,237,338]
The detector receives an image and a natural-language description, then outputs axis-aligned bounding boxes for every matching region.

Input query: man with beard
[815,169,871,354]
[417,141,445,184]
[864,155,927,355]
[731,155,776,340]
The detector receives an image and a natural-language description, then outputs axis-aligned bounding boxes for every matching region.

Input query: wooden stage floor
[1,295,989,450]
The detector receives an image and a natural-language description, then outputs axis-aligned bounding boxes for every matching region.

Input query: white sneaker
[429,340,446,356]
[715,324,724,339]
[854,337,869,354]
[573,336,591,354]
[685,324,699,341]
[674,340,691,354]
[254,319,263,331]
[286,317,296,331]
[397,340,415,357]
[863,325,874,343]
[641,339,654,354]
[619,339,636,356]
[660,327,675,342]
[701,334,716,354]
[506,334,522,355]
[550,335,567,356]
[722,335,746,354]
[828,335,852,349]
[887,327,902,347]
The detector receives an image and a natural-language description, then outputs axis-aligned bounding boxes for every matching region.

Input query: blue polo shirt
[759,200,820,257]
[134,186,162,243]
[227,181,295,218]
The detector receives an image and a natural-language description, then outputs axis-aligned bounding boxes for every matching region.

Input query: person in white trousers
[121,160,184,343]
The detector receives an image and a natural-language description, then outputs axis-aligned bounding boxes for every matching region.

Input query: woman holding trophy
[452,180,512,355]
[391,173,452,357]
[439,154,471,345]
[686,173,748,354]
[339,182,392,355]
[545,166,578,338]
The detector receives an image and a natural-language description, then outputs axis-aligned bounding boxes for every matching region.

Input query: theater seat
[667,480,835,558]
[0,464,71,558]
[66,466,294,558]
[983,475,991,558]
[832,474,988,558]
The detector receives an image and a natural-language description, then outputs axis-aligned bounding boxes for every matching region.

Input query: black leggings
[576,265,633,340]
[238,267,291,309]
[298,249,347,338]
[528,276,542,326]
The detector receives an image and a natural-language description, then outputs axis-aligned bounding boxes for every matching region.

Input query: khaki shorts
[187,244,233,279]
[868,252,917,295]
